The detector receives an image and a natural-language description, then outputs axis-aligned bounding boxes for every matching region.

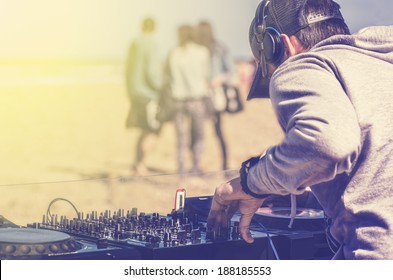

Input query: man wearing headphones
[207,0,393,259]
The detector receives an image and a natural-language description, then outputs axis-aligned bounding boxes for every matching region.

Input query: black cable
[324,214,340,254]
[46,198,79,223]
[255,221,280,260]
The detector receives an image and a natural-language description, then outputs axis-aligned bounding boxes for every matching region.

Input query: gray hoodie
[247,25,393,259]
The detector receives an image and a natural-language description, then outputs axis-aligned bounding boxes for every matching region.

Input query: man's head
[248,0,350,100]
[141,18,155,34]
[178,24,195,46]
[195,21,215,50]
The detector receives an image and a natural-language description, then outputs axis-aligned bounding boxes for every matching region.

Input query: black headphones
[250,0,284,77]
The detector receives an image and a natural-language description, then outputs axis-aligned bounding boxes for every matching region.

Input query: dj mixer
[0,194,334,260]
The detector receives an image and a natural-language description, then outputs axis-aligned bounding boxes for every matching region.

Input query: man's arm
[247,54,361,197]
[207,53,361,242]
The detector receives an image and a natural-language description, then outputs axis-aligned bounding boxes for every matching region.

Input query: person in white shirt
[167,24,211,174]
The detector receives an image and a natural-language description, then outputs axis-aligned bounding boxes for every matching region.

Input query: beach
[0,60,283,226]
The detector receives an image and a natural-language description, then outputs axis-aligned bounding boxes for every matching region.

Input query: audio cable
[255,220,280,260]
[46,198,80,224]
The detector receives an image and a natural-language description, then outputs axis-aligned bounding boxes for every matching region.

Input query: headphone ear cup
[249,18,262,59]
[263,27,284,65]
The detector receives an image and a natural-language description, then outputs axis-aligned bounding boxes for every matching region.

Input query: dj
[207,0,393,259]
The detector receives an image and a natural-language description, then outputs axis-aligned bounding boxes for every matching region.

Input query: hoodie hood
[314,25,393,62]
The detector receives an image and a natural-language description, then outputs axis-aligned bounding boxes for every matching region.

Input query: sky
[0,0,392,60]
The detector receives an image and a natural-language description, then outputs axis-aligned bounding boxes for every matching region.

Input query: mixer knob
[192,214,199,227]
[190,229,201,240]
[183,223,192,233]
[129,208,137,218]
[170,227,177,234]
[169,219,175,227]
[177,230,187,244]
[145,235,153,243]
[217,227,229,240]
[163,232,172,243]
[69,220,74,231]
[231,223,240,239]
[121,231,132,239]
[152,236,161,244]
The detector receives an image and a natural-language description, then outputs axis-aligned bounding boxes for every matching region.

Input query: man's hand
[207,176,265,243]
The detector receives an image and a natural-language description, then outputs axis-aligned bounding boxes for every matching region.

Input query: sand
[0,60,283,226]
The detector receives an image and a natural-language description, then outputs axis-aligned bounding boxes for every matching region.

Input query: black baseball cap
[247,0,344,100]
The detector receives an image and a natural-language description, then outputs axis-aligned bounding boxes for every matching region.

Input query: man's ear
[281,34,305,58]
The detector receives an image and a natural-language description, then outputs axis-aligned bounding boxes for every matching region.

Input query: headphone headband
[248,0,346,100]
[251,0,345,77]
[252,0,283,78]
[255,0,270,28]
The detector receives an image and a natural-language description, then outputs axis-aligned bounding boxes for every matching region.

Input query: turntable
[254,207,325,231]
[0,228,82,258]
[0,227,141,260]
[251,207,331,260]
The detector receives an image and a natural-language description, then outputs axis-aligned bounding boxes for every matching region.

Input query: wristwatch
[239,156,270,199]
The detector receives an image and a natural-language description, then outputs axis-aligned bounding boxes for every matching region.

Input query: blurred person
[208,0,393,259]
[125,18,163,174]
[195,21,240,171]
[166,24,210,175]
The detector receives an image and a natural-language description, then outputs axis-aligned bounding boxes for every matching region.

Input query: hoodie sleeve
[246,54,361,196]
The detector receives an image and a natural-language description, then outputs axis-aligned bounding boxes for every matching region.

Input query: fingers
[207,180,235,231]
[239,212,255,243]
[238,201,264,243]
[207,177,265,243]
[238,197,265,243]
[207,195,232,232]
[208,199,256,243]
